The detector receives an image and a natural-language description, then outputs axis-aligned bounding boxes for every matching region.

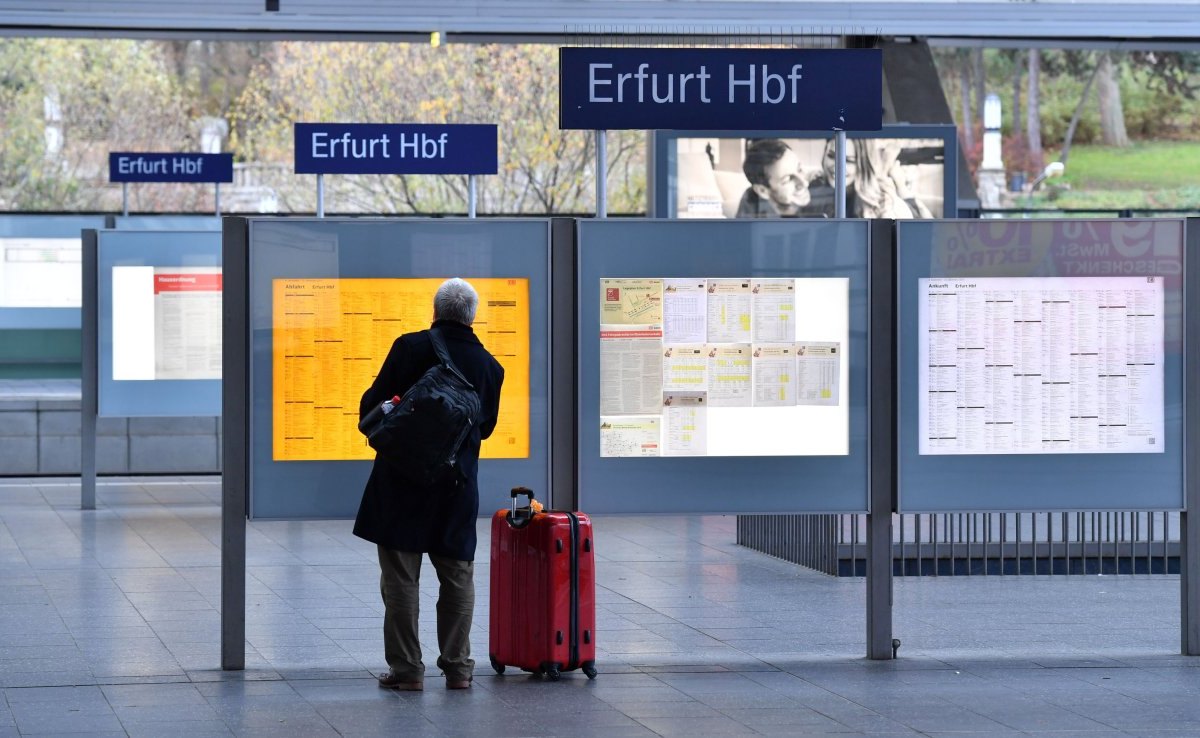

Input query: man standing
[354,278,504,691]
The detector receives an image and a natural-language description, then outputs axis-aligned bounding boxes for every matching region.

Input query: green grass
[1027,185,1200,211]
[1014,141,1200,209]
[1051,142,1200,189]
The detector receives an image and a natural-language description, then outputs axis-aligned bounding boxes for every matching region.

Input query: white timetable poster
[918,276,1164,455]
[112,266,223,381]
[663,392,708,456]
[0,238,82,307]
[663,279,708,343]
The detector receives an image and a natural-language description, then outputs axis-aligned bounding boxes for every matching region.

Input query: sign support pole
[595,130,608,218]
[835,131,848,219]
[317,174,326,218]
[468,175,477,218]
[215,182,222,217]
[121,183,129,217]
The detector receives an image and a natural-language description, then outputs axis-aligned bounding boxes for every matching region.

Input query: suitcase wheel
[540,662,562,681]
[490,655,505,675]
[582,661,598,680]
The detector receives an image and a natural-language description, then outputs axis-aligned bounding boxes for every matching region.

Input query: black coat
[353,319,504,561]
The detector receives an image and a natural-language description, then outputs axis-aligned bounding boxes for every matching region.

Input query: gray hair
[433,278,479,325]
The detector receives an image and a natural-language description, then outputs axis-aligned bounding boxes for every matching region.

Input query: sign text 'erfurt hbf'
[108,153,234,183]
[559,48,882,131]
[294,123,498,175]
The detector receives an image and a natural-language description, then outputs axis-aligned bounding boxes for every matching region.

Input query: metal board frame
[1182,217,1200,656]
[221,215,566,668]
[81,228,222,509]
[867,218,896,659]
[221,217,249,670]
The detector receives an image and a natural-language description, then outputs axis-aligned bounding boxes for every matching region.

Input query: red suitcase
[489,487,597,680]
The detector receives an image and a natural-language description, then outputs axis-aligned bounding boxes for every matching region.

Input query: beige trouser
[377,546,475,682]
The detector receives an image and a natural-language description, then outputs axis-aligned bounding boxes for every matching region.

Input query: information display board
[898,220,1184,511]
[0,215,107,329]
[271,277,529,461]
[579,219,870,514]
[598,277,848,457]
[95,230,222,417]
[245,218,549,519]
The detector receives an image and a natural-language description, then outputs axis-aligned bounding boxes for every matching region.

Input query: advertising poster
[272,277,530,461]
[672,136,945,219]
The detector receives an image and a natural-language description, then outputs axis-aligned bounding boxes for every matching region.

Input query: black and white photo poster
[673,136,945,220]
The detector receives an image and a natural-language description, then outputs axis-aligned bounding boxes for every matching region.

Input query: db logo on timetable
[606,288,620,301]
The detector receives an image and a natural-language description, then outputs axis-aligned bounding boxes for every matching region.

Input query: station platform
[0,475,1194,737]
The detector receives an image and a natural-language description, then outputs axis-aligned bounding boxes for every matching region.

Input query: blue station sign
[294,123,498,175]
[560,47,882,132]
[108,153,234,183]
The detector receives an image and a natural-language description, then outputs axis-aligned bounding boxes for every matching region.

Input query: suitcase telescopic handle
[510,486,535,506]
[509,487,536,527]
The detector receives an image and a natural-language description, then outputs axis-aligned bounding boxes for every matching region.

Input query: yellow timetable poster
[272,278,530,462]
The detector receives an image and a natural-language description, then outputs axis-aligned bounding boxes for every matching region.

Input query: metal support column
[595,130,608,218]
[316,175,326,218]
[1183,217,1200,655]
[835,132,848,219]
[215,182,222,217]
[549,218,578,511]
[468,175,477,218]
[221,217,250,670]
[121,183,129,217]
[867,218,897,659]
[80,230,99,511]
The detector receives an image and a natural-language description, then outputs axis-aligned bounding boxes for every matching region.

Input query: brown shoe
[378,671,423,691]
[446,677,472,690]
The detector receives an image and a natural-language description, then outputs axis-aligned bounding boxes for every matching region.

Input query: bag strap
[428,327,476,389]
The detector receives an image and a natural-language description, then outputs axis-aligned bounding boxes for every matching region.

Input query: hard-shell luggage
[489,487,597,680]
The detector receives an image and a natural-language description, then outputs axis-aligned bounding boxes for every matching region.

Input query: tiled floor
[0,476,1197,736]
